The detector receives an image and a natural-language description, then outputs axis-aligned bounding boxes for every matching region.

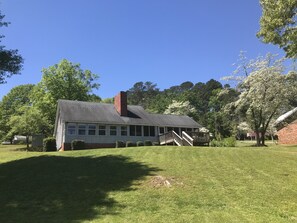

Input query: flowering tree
[164,100,196,116]
[223,53,297,146]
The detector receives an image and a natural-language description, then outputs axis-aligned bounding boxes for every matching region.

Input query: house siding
[277,120,297,145]
[56,116,64,149]
[60,123,160,150]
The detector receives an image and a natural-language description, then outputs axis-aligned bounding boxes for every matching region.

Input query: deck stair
[159,131,210,146]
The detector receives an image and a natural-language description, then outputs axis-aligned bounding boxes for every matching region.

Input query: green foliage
[115,140,125,148]
[126,141,135,147]
[207,87,239,138]
[71,140,85,150]
[210,137,236,147]
[257,0,297,58]
[0,11,24,84]
[136,141,144,147]
[127,81,159,109]
[43,137,56,152]
[223,53,297,146]
[30,59,100,133]
[101,97,114,104]
[144,140,153,146]
[0,84,34,141]
[8,106,50,149]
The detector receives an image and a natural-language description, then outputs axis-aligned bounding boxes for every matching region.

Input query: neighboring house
[13,135,27,144]
[274,107,297,145]
[54,91,203,150]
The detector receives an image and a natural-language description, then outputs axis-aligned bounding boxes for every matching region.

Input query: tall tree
[8,106,50,149]
[127,81,159,109]
[224,53,297,146]
[164,100,196,116]
[31,59,100,131]
[208,87,239,139]
[0,11,23,83]
[257,0,297,58]
[0,84,34,142]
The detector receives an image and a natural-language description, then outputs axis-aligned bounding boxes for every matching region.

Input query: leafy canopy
[257,0,297,58]
[31,59,100,132]
[224,52,297,146]
[0,11,23,84]
[0,84,34,141]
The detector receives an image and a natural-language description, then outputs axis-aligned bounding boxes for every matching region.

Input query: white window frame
[121,126,128,136]
[78,124,87,135]
[67,123,76,135]
[110,126,117,136]
[98,125,106,136]
[88,124,96,135]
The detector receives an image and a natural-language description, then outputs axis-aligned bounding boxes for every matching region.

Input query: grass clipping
[147,175,183,188]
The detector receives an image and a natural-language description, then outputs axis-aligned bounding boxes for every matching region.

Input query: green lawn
[1,144,297,223]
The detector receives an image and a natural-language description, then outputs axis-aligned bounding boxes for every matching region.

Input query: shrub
[223,137,236,147]
[210,137,236,147]
[126,141,136,147]
[137,141,144,147]
[43,137,56,152]
[153,141,160,146]
[116,141,125,148]
[71,140,85,150]
[144,140,153,146]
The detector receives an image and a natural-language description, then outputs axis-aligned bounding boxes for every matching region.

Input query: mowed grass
[1,144,297,223]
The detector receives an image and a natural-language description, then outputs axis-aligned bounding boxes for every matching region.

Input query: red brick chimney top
[114,91,128,116]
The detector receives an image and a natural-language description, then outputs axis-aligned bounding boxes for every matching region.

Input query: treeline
[126,80,238,138]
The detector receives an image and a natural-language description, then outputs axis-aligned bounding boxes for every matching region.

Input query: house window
[110,126,117,136]
[144,126,155,137]
[98,125,106,135]
[121,126,128,136]
[136,126,142,136]
[130,125,136,136]
[174,127,180,135]
[144,126,149,136]
[78,124,86,135]
[159,127,165,135]
[88,125,96,135]
[67,123,76,135]
[130,125,142,136]
[150,126,155,136]
[167,127,173,132]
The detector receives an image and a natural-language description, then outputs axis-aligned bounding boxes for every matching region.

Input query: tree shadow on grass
[0,155,160,223]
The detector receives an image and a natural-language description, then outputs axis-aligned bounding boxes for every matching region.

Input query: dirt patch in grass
[147,175,184,188]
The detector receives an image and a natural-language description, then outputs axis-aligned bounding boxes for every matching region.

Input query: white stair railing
[172,131,183,146]
[182,131,194,146]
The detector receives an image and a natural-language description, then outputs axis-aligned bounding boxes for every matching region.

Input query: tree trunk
[255,131,261,146]
[26,135,29,151]
[261,130,266,146]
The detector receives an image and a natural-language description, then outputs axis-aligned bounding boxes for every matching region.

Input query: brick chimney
[114,91,128,116]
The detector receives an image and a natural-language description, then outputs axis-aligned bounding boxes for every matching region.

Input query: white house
[54,91,203,150]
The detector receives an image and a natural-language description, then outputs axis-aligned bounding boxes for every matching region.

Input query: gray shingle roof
[274,107,297,130]
[57,99,201,128]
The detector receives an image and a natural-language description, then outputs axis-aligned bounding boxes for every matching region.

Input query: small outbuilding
[274,107,297,145]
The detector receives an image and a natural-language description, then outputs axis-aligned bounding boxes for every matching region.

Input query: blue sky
[0,0,291,100]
